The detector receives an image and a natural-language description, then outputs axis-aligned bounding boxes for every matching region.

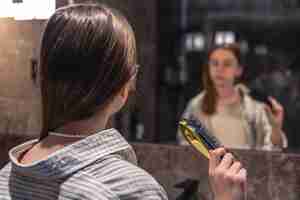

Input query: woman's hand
[209,148,247,200]
[265,96,284,129]
[265,96,285,146]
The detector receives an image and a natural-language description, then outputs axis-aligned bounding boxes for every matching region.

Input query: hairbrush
[179,117,238,160]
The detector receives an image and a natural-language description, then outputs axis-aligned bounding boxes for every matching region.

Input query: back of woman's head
[39,3,137,138]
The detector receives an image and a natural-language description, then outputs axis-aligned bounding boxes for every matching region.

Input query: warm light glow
[224,32,235,44]
[215,31,235,45]
[193,33,205,51]
[0,0,55,20]
[0,0,14,18]
[215,32,224,45]
[185,33,205,52]
[185,34,193,51]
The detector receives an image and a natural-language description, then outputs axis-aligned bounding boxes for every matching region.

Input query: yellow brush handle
[179,121,210,159]
[179,120,240,161]
[191,139,210,159]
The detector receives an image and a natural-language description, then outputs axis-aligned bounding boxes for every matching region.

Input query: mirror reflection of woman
[178,43,287,150]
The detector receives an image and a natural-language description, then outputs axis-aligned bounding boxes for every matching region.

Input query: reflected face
[208,48,242,87]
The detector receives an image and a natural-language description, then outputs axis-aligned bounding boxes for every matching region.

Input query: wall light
[184,32,205,52]
[193,33,205,51]
[0,0,55,20]
[215,31,235,45]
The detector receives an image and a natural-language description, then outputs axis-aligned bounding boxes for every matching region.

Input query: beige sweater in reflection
[208,102,248,149]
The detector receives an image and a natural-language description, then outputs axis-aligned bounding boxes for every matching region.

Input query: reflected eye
[209,60,218,67]
[224,60,237,68]
[224,62,233,68]
[209,60,238,68]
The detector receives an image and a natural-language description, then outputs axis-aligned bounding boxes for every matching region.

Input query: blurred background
[0,0,300,154]
[156,0,300,149]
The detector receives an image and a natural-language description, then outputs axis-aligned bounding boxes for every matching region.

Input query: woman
[178,43,287,150]
[0,4,246,200]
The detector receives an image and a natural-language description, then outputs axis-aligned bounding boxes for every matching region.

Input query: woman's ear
[120,82,130,101]
[107,83,130,114]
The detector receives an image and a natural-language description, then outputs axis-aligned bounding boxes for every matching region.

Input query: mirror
[155,0,300,150]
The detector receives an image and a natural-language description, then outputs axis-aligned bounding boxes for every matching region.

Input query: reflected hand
[209,148,247,200]
[265,96,284,129]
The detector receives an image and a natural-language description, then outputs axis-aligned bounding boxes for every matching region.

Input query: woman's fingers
[236,168,247,189]
[268,96,283,114]
[219,153,234,170]
[264,104,272,114]
[239,168,248,195]
[209,149,247,200]
[228,161,242,175]
[209,148,226,168]
[209,148,226,175]
[265,96,284,129]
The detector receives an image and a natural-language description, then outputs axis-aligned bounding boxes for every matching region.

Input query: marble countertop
[132,143,300,200]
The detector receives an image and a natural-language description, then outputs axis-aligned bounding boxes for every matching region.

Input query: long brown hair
[38,4,137,139]
[201,43,241,115]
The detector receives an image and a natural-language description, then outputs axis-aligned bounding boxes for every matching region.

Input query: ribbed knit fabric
[0,128,168,200]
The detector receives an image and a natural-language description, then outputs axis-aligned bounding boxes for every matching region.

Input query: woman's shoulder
[187,92,206,108]
[0,163,12,184]
[242,91,265,110]
[81,154,168,200]
[237,84,266,118]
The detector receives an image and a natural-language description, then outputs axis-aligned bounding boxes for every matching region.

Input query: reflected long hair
[201,43,242,115]
[38,4,137,139]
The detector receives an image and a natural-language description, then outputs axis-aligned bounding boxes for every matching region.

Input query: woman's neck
[19,110,111,165]
[216,85,239,105]
[54,112,109,136]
